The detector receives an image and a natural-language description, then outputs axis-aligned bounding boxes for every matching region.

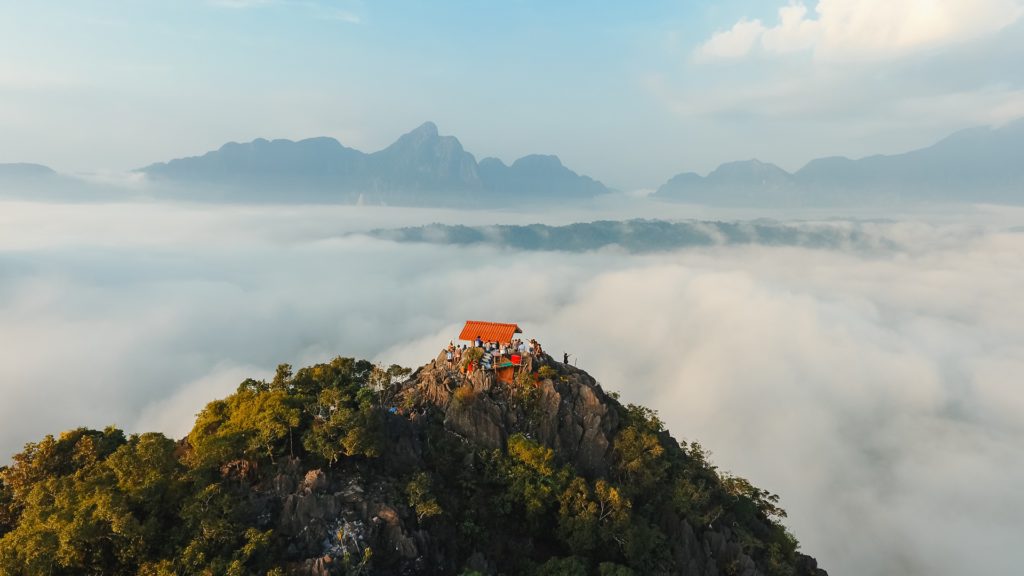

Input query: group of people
[442,336,547,371]
[444,343,465,369]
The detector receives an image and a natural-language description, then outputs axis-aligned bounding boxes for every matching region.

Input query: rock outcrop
[252,353,828,575]
[403,353,618,477]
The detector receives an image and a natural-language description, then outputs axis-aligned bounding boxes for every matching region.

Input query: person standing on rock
[563,352,570,364]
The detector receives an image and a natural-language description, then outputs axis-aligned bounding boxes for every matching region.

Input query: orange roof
[459,321,522,343]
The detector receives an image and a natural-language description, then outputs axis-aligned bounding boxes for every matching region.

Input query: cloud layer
[0,199,1022,575]
[697,0,1024,61]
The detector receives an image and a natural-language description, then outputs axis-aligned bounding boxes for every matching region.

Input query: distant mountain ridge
[140,122,611,205]
[0,163,57,178]
[655,118,1024,205]
[0,162,130,202]
[369,218,887,253]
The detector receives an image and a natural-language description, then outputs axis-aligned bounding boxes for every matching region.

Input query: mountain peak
[409,121,439,138]
[0,346,828,575]
[711,158,787,174]
[511,154,564,169]
[382,121,455,154]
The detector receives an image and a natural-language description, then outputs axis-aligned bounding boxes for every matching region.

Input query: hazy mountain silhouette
[0,163,57,179]
[657,159,798,205]
[0,163,127,202]
[478,154,607,198]
[656,118,1024,205]
[139,122,611,205]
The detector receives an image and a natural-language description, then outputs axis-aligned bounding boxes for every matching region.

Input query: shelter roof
[458,321,522,343]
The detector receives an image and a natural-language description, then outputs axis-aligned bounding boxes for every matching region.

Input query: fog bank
[1,200,1021,575]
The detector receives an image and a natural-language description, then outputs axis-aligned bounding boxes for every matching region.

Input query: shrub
[461,347,484,371]
[452,386,477,407]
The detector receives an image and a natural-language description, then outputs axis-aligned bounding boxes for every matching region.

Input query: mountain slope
[366,121,482,193]
[0,352,826,575]
[0,163,58,179]
[656,119,1024,205]
[139,123,611,205]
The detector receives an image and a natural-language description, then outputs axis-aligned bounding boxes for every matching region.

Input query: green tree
[557,477,599,554]
[0,430,182,576]
[612,426,667,495]
[534,556,588,576]
[502,435,569,521]
[406,472,443,522]
[598,562,636,576]
[557,478,631,556]
[302,386,384,465]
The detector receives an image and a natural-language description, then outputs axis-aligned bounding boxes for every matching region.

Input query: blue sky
[2,0,1023,188]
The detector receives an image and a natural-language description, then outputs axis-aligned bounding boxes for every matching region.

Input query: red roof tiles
[458,321,522,343]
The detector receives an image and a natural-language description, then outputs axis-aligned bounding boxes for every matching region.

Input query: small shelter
[458,321,525,384]
[458,321,522,344]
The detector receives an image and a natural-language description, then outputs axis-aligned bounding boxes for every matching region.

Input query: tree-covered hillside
[368,219,881,254]
[0,354,826,576]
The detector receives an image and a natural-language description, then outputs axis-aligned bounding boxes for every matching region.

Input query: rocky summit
[0,350,827,576]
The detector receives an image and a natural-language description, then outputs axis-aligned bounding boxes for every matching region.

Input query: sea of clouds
[1,198,1022,575]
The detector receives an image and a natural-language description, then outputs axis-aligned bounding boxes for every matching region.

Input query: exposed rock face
[266,458,430,574]
[404,353,619,477]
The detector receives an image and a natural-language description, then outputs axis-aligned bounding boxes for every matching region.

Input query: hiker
[563,352,570,364]
[446,348,454,370]
[475,335,483,348]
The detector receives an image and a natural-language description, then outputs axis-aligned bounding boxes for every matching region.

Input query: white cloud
[1,198,1024,575]
[134,363,268,439]
[697,0,1024,61]
[653,0,1024,171]
[696,19,766,60]
[760,3,819,54]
